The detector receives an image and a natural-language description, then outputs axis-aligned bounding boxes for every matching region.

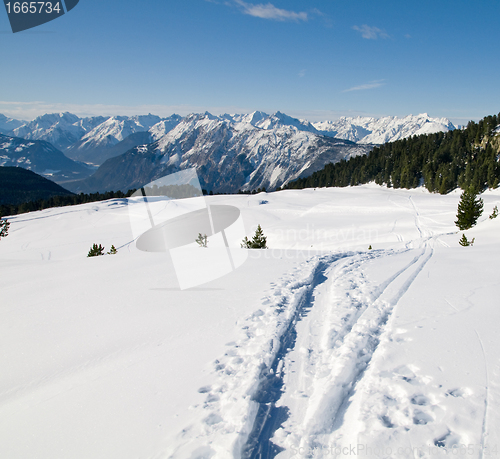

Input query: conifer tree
[241,224,267,249]
[0,218,9,239]
[87,243,105,257]
[107,245,118,254]
[195,233,208,248]
[455,188,483,230]
[459,234,475,247]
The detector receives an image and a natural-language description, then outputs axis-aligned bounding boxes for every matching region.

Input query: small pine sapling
[88,243,105,257]
[241,224,267,249]
[196,233,208,248]
[458,234,475,247]
[368,245,372,250]
[0,218,10,239]
[241,236,252,248]
[107,245,118,255]
[489,205,498,219]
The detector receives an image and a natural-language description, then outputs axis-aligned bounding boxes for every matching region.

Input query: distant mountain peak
[313,113,455,144]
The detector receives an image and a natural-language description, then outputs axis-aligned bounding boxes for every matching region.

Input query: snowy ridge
[77,111,370,194]
[73,114,164,150]
[313,113,455,144]
[0,114,24,134]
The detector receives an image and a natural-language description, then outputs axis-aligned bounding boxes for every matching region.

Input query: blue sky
[1,0,499,124]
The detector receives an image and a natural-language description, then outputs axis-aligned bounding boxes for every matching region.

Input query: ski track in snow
[474,330,489,459]
[165,240,439,458]
[270,243,435,458]
[165,253,356,458]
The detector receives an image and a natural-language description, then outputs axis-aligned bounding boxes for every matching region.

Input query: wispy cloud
[298,69,306,78]
[343,80,386,93]
[352,25,389,40]
[234,0,308,22]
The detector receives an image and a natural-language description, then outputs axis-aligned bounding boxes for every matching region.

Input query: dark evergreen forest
[0,189,137,218]
[284,113,500,194]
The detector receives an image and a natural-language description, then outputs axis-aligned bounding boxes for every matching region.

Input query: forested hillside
[285,113,500,194]
[0,167,74,206]
[0,185,136,218]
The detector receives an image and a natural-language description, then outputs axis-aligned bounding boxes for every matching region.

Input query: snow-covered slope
[313,113,456,144]
[69,112,371,194]
[0,114,24,134]
[1,184,499,459]
[149,114,184,142]
[68,114,161,151]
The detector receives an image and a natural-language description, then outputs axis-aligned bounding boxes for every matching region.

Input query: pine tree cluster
[87,243,118,257]
[285,113,500,194]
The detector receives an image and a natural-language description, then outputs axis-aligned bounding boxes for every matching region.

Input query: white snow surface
[1,184,500,459]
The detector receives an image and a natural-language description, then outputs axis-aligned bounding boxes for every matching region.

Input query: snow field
[1,184,500,458]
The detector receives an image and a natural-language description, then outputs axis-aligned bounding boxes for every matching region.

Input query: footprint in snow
[411,394,431,406]
[434,430,461,448]
[413,409,434,425]
[205,393,220,403]
[203,413,223,426]
[446,387,470,398]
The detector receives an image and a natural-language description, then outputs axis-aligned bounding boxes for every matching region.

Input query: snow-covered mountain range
[313,113,456,144]
[12,112,107,152]
[8,112,182,166]
[1,110,456,192]
[69,112,372,194]
[65,114,182,165]
[3,111,456,162]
